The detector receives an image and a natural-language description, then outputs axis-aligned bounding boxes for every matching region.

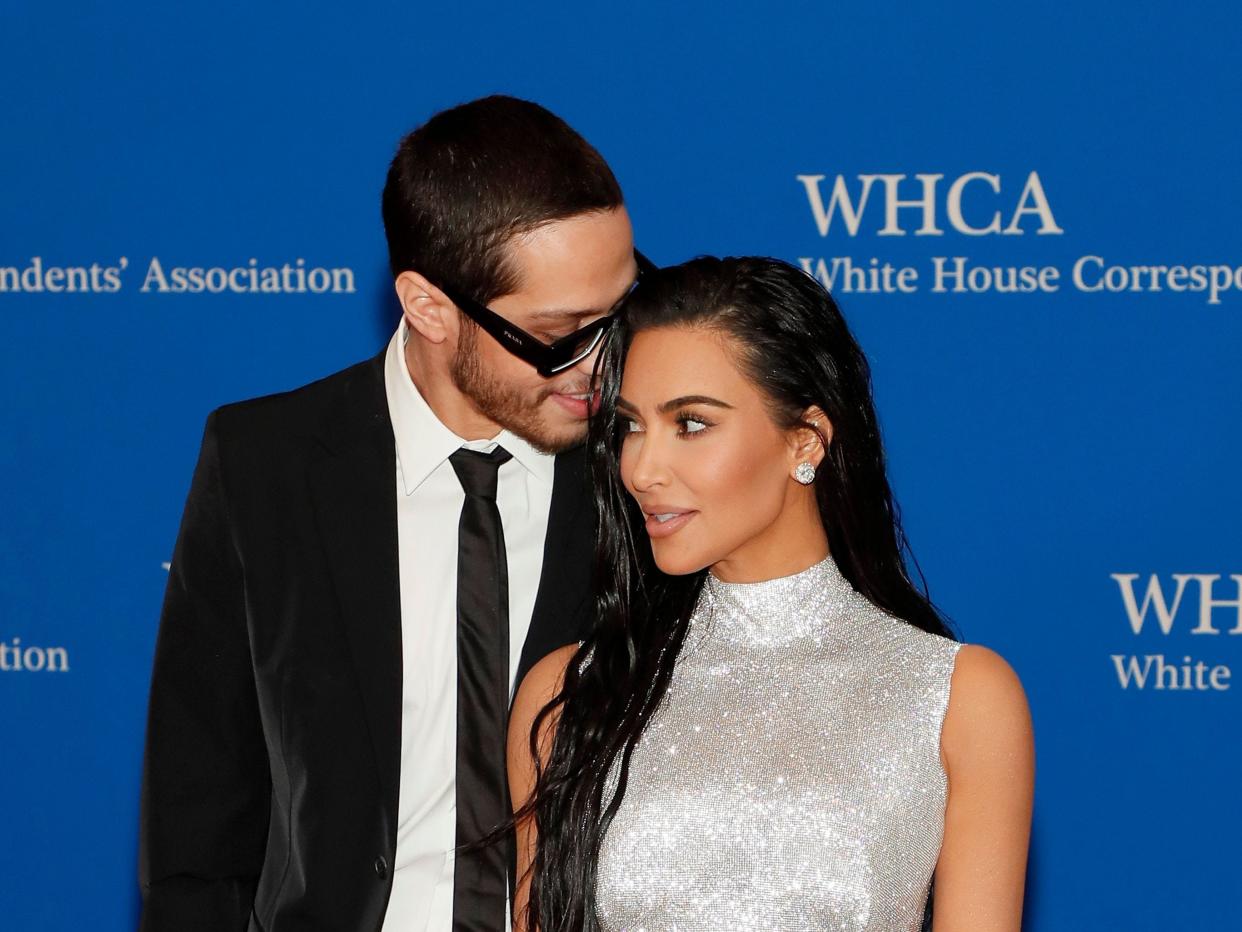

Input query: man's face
[450,206,637,453]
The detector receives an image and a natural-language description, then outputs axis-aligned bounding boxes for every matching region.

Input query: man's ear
[788,405,832,469]
[394,270,456,345]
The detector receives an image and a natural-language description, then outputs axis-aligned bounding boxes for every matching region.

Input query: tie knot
[449,445,512,500]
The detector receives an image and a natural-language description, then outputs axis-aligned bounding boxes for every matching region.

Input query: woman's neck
[709,492,830,584]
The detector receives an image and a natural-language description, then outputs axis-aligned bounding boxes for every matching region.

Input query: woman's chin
[650,545,715,578]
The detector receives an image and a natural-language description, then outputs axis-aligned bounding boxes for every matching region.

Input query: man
[139,95,640,932]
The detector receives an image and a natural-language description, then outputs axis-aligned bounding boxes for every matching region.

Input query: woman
[507,257,1033,931]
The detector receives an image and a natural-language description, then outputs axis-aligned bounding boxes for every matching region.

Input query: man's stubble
[449,322,588,455]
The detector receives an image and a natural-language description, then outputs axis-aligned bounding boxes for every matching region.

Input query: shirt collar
[384,320,556,496]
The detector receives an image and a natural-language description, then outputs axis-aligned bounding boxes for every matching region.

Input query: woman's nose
[626,431,671,492]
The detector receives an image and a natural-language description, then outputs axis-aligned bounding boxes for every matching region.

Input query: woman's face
[617,325,824,580]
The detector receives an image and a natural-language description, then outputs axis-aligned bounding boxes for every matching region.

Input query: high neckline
[693,554,866,648]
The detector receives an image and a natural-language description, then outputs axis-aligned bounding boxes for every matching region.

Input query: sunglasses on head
[432,250,656,377]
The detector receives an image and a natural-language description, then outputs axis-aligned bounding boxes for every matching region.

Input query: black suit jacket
[139,351,596,932]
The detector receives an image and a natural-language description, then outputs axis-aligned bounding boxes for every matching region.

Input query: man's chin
[462,400,586,454]
[523,417,589,455]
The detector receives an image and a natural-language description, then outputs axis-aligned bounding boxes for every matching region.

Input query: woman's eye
[679,416,710,435]
[621,418,644,434]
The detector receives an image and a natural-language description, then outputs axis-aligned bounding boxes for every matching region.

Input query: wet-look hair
[519,256,954,932]
[381,95,624,303]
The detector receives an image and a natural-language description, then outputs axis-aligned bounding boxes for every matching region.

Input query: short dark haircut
[381,95,625,303]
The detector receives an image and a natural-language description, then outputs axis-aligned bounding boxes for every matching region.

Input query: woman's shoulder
[508,643,580,771]
[862,604,962,670]
[513,643,580,720]
[948,645,1027,713]
[941,644,1033,775]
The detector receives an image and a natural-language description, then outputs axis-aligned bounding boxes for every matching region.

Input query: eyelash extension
[675,411,714,437]
[617,412,715,437]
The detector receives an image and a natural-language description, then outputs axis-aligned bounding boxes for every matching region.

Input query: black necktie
[449,445,513,932]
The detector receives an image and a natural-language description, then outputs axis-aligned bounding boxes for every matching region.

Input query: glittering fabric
[594,556,961,931]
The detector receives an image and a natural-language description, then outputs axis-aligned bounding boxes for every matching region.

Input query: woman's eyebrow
[615,394,735,414]
[658,395,734,413]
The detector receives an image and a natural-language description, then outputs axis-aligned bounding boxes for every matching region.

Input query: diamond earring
[794,462,816,485]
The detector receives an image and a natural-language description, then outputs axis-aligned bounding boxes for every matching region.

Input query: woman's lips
[644,510,698,538]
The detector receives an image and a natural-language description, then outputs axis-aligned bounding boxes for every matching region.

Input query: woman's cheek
[693,432,752,499]
[709,435,785,530]
[618,438,638,495]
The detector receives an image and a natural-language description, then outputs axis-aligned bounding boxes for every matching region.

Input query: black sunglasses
[432,250,656,377]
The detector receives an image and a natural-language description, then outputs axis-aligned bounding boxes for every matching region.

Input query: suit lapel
[305,353,598,787]
[308,353,403,809]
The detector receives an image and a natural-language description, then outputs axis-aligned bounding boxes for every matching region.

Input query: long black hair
[518,256,955,931]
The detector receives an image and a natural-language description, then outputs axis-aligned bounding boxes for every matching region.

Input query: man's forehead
[501,258,638,319]
[501,209,634,288]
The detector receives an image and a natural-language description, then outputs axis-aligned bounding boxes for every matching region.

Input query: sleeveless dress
[593,556,962,932]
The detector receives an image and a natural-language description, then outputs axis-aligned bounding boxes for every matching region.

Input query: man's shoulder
[208,351,386,455]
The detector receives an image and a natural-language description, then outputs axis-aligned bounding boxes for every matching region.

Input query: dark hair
[520,256,955,931]
[381,95,624,302]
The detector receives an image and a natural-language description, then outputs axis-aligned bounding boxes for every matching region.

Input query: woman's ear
[788,405,832,469]
[394,270,456,345]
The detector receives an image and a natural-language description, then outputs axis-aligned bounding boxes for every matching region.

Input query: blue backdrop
[2,1,1239,928]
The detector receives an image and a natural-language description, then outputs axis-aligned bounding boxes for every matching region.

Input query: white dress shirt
[381,320,555,932]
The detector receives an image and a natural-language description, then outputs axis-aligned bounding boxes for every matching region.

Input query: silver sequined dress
[594,556,961,932]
